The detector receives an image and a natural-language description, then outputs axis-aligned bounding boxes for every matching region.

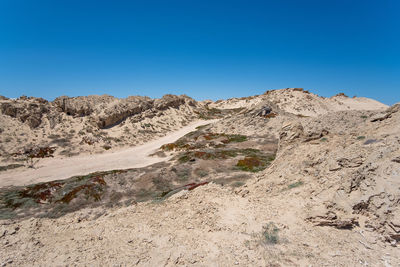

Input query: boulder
[255,106,272,117]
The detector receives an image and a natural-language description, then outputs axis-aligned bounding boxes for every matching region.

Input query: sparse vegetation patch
[12,146,56,168]
[261,222,280,245]
[287,181,304,189]
[0,169,130,219]
[0,163,24,172]
[160,130,247,152]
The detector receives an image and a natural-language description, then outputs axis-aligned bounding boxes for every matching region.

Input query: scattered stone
[255,106,272,117]
[307,213,359,229]
[392,157,400,163]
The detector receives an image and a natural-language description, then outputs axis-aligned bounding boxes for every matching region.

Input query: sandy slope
[0,120,216,187]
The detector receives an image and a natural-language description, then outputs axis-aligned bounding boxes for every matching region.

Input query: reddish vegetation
[194,151,208,158]
[13,146,56,159]
[82,136,96,145]
[203,133,220,140]
[161,143,178,151]
[264,113,277,119]
[21,181,63,204]
[58,176,106,203]
[236,156,262,171]
[335,92,349,97]
[186,182,209,190]
[192,151,235,160]
[160,131,246,153]
[161,142,194,151]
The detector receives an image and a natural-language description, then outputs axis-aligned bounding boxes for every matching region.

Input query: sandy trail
[0,120,217,187]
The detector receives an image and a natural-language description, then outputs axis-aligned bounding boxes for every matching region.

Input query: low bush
[236,154,275,172]
[262,222,280,245]
[287,181,304,189]
[0,164,24,172]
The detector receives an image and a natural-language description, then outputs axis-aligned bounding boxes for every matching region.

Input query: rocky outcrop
[95,96,153,128]
[155,94,184,110]
[0,99,49,128]
[255,106,272,117]
[51,94,199,129]
[0,93,200,132]
[53,95,115,117]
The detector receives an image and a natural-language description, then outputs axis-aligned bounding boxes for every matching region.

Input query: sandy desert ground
[0,88,399,266]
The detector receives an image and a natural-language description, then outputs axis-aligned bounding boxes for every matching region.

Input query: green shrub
[235,154,275,172]
[176,169,191,181]
[0,164,24,172]
[288,181,304,189]
[198,170,208,177]
[231,181,245,187]
[262,222,280,245]
[236,157,262,172]
[224,134,247,143]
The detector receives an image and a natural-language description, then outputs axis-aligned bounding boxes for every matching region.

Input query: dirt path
[0,120,217,187]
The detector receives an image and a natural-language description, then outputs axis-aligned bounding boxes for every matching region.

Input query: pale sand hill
[209,88,388,116]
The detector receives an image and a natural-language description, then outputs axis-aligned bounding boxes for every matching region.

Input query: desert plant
[262,222,280,245]
[103,145,112,150]
[236,154,275,172]
[24,146,56,168]
[0,164,24,172]
[175,168,191,181]
[223,134,247,143]
[197,170,208,177]
[231,181,245,187]
[287,181,304,189]
[236,157,262,171]
[264,112,277,119]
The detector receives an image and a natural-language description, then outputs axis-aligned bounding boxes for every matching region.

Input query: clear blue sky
[0,0,399,104]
